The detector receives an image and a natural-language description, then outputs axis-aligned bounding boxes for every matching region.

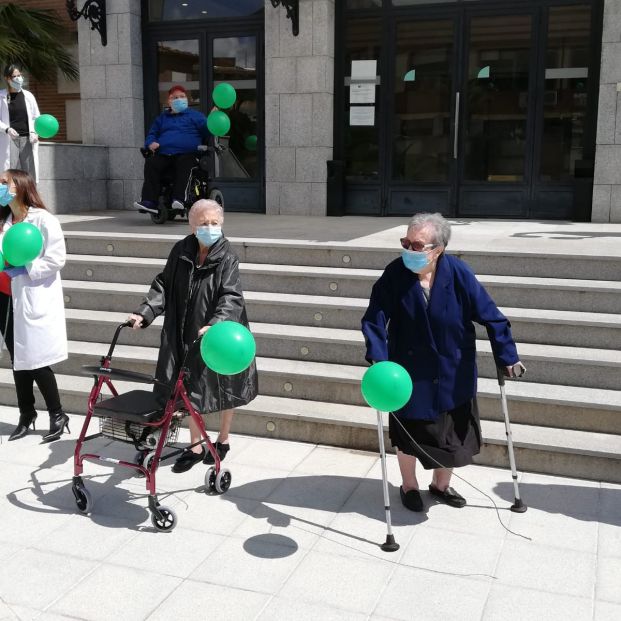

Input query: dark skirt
[388,399,481,470]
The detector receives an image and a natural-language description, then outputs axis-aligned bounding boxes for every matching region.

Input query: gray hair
[407,212,451,248]
[189,199,224,225]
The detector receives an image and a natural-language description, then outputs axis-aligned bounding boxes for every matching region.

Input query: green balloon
[361,361,413,412]
[207,110,231,137]
[212,83,237,109]
[0,250,4,271]
[34,114,59,139]
[244,135,258,151]
[2,222,44,267]
[200,321,256,375]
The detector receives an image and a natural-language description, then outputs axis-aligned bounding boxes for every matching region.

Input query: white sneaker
[133,200,158,214]
[171,200,185,211]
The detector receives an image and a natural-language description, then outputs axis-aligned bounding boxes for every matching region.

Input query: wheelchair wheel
[151,208,168,225]
[209,188,224,207]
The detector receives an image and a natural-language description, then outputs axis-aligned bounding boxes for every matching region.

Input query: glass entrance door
[340,1,599,219]
[144,6,265,213]
[458,13,534,216]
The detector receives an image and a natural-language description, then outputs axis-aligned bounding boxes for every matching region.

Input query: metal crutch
[496,366,527,513]
[376,409,400,552]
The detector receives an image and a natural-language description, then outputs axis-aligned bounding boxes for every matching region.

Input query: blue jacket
[144,108,209,155]
[361,253,519,421]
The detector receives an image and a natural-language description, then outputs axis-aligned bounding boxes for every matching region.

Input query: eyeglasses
[400,238,436,252]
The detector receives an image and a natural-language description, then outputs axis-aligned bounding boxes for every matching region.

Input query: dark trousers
[141,152,197,203]
[0,293,63,418]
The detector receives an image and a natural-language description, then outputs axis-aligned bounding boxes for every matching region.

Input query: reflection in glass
[213,37,258,179]
[157,40,200,111]
[149,0,263,21]
[393,19,453,182]
[540,5,592,182]
[463,16,532,182]
[344,19,381,180]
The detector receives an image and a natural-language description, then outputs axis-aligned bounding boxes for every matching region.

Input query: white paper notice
[350,83,375,104]
[349,106,375,126]
[351,60,377,81]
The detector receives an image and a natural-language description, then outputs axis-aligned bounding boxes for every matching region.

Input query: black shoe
[172,448,205,473]
[203,442,230,465]
[42,412,70,443]
[429,484,466,508]
[8,411,37,441]
[400,486,424,512]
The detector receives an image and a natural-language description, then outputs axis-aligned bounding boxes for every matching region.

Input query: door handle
[453,91,460,159]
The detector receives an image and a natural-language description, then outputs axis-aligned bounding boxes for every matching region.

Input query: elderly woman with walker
[128,199,258,472]
[362,212,525,513]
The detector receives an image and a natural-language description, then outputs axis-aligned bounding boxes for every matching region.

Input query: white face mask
[9,76,23,91]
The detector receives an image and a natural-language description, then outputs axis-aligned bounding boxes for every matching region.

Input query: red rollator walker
[72,321,231,531]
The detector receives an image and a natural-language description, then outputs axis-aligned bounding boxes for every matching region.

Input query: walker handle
[106,321,133,359]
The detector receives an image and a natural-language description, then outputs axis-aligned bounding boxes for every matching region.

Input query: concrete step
[9,337,620,421]
[62,255,380,298]
[65,305,621,353]
[1,371,618,483]
[63,232,621,281]
[62,281,368,328]
[63,279,621,345]
[62,255,621,314]
[478,275,621,314]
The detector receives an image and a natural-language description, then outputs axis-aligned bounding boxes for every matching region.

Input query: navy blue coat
[144,108,209,155]
[361,253,519,421]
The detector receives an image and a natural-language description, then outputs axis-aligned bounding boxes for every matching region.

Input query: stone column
[265,0,335,215]
[77,0,144,209]
[593,0,621,222]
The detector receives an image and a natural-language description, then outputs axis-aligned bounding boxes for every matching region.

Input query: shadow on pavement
[493,481,621,526]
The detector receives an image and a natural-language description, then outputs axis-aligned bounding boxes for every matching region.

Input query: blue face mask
[0,184,16,207]
[196,225,222,247]
[401,249,430,273]
[171,98,188,113]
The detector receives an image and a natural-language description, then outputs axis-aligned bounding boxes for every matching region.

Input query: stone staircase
[1,231,620,482]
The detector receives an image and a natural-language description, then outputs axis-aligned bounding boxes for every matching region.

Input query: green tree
[0,2,79,81]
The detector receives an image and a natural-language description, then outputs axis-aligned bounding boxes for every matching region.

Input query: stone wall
[265,0,335,216]
[77,0,143,210]
[594,0,621,222]
[37,143,109,213]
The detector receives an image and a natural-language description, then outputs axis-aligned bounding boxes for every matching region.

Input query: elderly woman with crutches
[362,212,525,513]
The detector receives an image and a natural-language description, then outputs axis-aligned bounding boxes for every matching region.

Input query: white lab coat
[0,88,41,181]
[0,208,67,370]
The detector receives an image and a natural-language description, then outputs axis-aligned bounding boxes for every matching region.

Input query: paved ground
[0,406,619,621]
[57,210,621,257]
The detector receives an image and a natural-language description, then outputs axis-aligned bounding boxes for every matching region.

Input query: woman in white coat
[0,169,68,442]
[0,65,40,181]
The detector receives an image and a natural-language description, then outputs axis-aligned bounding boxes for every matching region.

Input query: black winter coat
[135,234,258,413]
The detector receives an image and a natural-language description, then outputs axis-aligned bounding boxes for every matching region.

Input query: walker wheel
[142,450,157,472]
[151,505,177,532]
[214,469,232,494]
[205,466,216,492]
[72,484,93,515]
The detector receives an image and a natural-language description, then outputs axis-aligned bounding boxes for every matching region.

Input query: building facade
[25,0,621,221]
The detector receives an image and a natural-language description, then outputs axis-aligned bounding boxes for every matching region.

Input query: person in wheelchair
[127,199,258,472]
[133,85,209,215]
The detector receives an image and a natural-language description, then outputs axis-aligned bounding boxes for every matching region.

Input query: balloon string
[388,412,531,541]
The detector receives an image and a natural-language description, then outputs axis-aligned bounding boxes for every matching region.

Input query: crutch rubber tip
[510,500,528,513]
[381,534,400,552]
